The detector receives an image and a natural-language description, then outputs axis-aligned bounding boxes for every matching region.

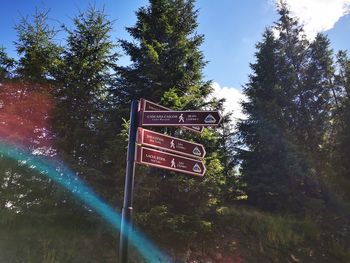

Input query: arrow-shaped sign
[140,99,204,133]
[136,146,206,177]
[138,128,206,159]
[140,111,222,127]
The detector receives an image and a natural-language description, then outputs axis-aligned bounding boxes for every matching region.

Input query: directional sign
[136,146,206,177]
[138,128,206,159]
[141,111,222,127]
[140,99,204,133]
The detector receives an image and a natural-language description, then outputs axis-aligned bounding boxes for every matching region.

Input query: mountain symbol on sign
[193,163,202,173]
[204,114,216,124]
[192,146,202,156]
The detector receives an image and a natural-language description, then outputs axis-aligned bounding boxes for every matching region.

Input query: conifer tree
[0,47,15,81]
[53,7,118,191]
[237,29,308,211]
[14,9,62,83]
[274,1,309,143]
[238,2,338,211]
[1,10,62,221]
[333,51,350,201]
[336,51,350,98]
[117,0,211,109]
[275,3,335,170]
[303,34,335,175]
[117,0,228,255]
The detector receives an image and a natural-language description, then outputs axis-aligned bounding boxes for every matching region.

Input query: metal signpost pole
[119,100,139,263]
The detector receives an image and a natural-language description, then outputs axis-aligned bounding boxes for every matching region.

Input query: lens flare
[0,141,169,262]
[0,83,53,148]
[0,83,169,262]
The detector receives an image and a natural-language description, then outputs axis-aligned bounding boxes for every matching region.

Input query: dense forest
[0,0,349,262]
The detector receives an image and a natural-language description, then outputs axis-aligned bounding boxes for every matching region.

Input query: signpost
[140,110,222,127]
[119,100,138,263]
[140,98,204,133]
[119,98,221,262]
[138,128,206,159]
[136,146,206,177]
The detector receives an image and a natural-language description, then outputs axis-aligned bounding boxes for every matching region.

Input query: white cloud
[275,0,350,39]
[210,82,247,124]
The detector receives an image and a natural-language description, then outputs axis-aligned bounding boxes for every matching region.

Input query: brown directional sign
[136,146,206,177]
[138,128,206,159]
[140,99,204,133]
[141,111,222,127]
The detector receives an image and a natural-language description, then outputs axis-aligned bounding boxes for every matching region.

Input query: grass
[211,205,350,262]
[217,205,318,248]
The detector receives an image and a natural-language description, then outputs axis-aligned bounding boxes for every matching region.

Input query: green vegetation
[0,0,349,262]
[212,206,350,263]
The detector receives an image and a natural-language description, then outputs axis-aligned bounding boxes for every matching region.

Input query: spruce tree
[275,3,335,171]
[53,7,118,188]
[237,29,308,211]
[118,0,228,255]
[14,9,62,83]
[333,51,350,201]
[52,7,117,202]
[274,1,309,144]
[0,10,62,223]
[0,47,15,82]
[238,2,338,212]
[117,0,211,108]
[302,34,335,176]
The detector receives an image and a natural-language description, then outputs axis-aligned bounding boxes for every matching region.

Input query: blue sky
[2,0,279,88]
[1,0,350,117]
